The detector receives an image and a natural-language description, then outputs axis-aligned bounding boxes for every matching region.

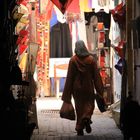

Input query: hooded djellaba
[61,40,105,136]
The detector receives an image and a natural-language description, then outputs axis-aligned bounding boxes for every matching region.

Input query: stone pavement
[31,97,124,140]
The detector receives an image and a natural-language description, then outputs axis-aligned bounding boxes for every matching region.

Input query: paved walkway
[31,97,124,140]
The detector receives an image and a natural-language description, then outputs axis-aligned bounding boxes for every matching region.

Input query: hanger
[92,8,95,12]
[99,9,104,12]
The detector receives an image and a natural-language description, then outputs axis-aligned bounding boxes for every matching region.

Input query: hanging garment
[77,11,88,48]
[98,0,107,7]
[66,0,80,13]
[84,10,96,25]
[85,12,98,51]
[110,2,126,30]
[114,40,125,58]
[54,6,66,23]
[98,31,105,43]
[50,22,72,58]
[92,0,110,13]
[109,15,121,46]
[80,0,92,12]
[50,9,58,30]
[96,10,111,29]
[114,58,125,74]
[51,0,73,14]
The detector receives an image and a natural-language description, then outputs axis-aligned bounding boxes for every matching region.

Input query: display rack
[96,27,113,105]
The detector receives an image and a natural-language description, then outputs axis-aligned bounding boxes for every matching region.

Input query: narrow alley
[0,1,140,140]
[31,97,123,140]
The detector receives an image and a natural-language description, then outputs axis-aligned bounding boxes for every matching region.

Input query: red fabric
[21,36,28,44]
[51,0,73,14]
[110,2,126,29]
[16,35,28,45]
[19,44,28,55]
[19,30,28,37]
[99,32,105,43]
[46,0,54,20]
[100,57,105,67]
[100,70,107,78]
[114,40,125,58]
[43,49,46,63]
[17,0,28,5]
[16,36,22,45]
[115,47,123,58]
[36,51,41,66]
[17,0,24,5]
[66,0,80,13]
[21,1,28,6]
[37,35,42,46]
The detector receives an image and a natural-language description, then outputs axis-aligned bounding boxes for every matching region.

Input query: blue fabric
[59,77,66,92]
[50,9,58,30]
[50,77,66,96]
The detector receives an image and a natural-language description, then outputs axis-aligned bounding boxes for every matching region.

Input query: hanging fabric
[50,9,58,30]
[85,12,98,51]
[80,0,92,12]
[110,2,126,30]
[96,9,111,29]
[114,40,125,58]
[92,0,110,13]
[114,58,125,75]
[54,5,66,23]
[51,0,73,14]
[66,0,80,13]
[19,44,28,55]
[50,22,72,58]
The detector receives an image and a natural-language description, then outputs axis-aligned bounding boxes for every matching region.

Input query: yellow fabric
[79,0,92,12]
[19,53,28,73]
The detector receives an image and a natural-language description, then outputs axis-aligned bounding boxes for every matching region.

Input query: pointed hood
[73,40,93,72]
[74,40,90,57]
[74,55,93,73]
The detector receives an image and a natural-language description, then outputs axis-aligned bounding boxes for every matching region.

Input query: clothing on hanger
[96,10,111,29]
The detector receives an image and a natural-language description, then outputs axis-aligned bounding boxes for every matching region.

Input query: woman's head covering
[74,40,90,57]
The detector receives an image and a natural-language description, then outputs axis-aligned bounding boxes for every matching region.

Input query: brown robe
[62,54,104,131]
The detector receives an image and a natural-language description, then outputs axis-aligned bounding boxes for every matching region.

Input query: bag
[60,102,76,120]
[95,94,107,113]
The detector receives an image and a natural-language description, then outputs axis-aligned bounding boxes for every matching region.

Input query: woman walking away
[61,40,105,136]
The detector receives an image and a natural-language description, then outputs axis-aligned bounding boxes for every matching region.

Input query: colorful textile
[19,44,28,55]
[46,0,54,20]
[115,58,125,74]
[110,2,126,29]
[80,0,92,12]
[114,40,125,58]
[51,0,73,14]
[54,6,66,23]
[50,9,58,29]
[88,0,92,9]
[67,0,80,13]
